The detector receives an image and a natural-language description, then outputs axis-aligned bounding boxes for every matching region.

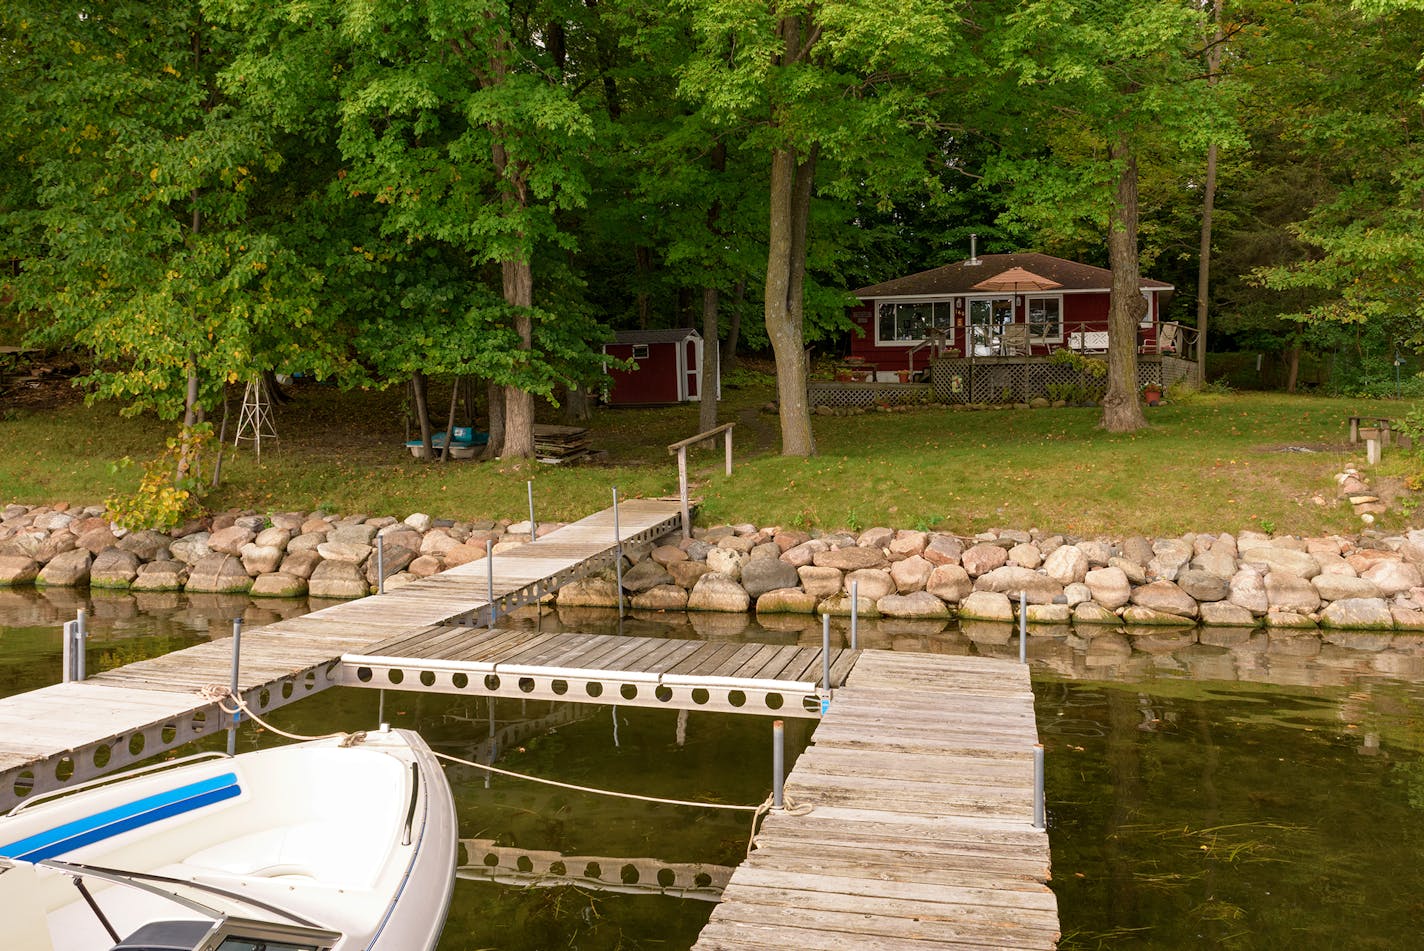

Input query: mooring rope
[196,684,812,852]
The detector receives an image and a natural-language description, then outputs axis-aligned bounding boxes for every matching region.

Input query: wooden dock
[0,500,684,807]
[695,651,1058,950]
[340,627,856,717]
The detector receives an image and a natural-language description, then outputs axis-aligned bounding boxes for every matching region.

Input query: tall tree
[990,0,1238,430]
[677,0,964,456]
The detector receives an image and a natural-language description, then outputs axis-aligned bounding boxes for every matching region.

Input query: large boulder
[1265,571,1321,614]
[1228,567,1269,615]
[813,547,888,572]
[1007,543,1043,569]
[1361,560,1424,597]
[621,558,673,593]
[746,558,803,600]
[926,564,973,603]
[240,543,286,576]
[890,555,934,593]
[706,547,750,580]
[169,533,211,565]
[1130,580,1198,618]
[1026,603,1073,624]
[185,554,253,594]
[877,591,950,619]
[1240,547,1320,579]
[974,566,1064,604]
[367,544,418,584]
[38,548,93,587]
[279,550,323,580]
[960,543,1008,577]
[922,534,964,566]
[288,531,328,554]
[958,590,1014,622]
[1311,574,1384,602]
[780,539,830,568]
[798,566,843,598]
[857,526,895,550]
[330,523,378,546]
[207,526,255,556]
[119,531,172,561]
[557,577,621,607]
[90,549,141,588]
[755,588,818,614]
[667,560,714,589]
[1320,598,1394,630]
[251,573,309,598]
[632,585,690,611]
[1191,548,1238,579]
[131,560,187,591]
[316,541,371,564]
[34,532,77,565]
[1122,605,1197,626]
[651,545,688,567]
[1084,566,1132,610]
[888,530,928,560]
[0,555,40,586]
[845,568,896,601]
[1199,601,1258,627]
[307,560,369,599]
[1042,545,1089,585]
[1073,601,1119,625]
[76,525,119,555]
[1176,568,1229,602]
[1148,538,1193,580]
[687,573,751,612]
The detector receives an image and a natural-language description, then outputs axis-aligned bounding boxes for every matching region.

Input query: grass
[0,363,1418,538]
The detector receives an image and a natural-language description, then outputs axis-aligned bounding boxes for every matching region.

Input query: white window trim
[872,298,957,348]
[1025,294,1065,344]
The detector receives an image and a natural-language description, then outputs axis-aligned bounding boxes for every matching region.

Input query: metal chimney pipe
[969,233,979,265]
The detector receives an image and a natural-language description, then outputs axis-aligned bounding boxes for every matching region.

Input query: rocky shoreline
[2,500,1423,633]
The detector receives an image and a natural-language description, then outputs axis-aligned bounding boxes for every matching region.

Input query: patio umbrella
[970,266,1063,293]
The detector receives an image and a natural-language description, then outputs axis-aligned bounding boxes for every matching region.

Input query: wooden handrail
[667,423,736,540]
[667,422,735,454]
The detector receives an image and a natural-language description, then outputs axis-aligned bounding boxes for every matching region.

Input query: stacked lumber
[533,424,592,463]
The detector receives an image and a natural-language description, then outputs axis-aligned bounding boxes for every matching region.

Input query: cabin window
[1026,296,1062,342]
[968,297,1014,354]
[631,344,650,360]
[875,300,954,345]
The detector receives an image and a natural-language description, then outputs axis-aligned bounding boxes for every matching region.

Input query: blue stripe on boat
[0,772,241,862]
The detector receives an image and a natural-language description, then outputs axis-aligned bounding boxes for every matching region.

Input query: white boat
[0,726,456,951]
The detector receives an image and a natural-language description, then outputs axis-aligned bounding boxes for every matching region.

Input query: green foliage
[105,424,212,531]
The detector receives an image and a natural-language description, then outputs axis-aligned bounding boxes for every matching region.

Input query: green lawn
[1,367,1416,538]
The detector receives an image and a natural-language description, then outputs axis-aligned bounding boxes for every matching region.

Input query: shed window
[876,301,954,344]
[631,344,650,360]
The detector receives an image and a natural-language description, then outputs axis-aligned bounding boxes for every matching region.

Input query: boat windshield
[110,917,337,950]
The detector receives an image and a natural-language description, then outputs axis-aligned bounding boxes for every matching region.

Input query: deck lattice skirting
[695,650,1059,951]
[0,500,684,810]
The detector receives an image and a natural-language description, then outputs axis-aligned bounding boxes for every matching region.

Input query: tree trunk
[1196,0,1224,380]
[722,279,745,372]
[562,383,590,424]
[1285,343,1301,393]
[482,379,506,460]
[440,376,460,463]
[699,286,720,432]
[1102,140,1148,433]
[412,370,434,458]
[501,260,536,459]
[765,145,816,456]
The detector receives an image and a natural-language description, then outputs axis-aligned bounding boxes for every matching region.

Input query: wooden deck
[340,627,857,717]
[0,499,684,807]
[695,651,1058,950]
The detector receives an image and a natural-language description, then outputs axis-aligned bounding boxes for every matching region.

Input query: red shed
[848,252,1174,379]
[602,328,708,406]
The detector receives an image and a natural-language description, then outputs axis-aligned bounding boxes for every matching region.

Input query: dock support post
[62,610,88,683]
[376,535,385,594]
[821,613,832,692]
[850,581,859,650]
[486,539,496,629]
[613,486,625,618]
[772,719,785,811]
[724,427,733,477]
[227,617,242,756]
[377,689,385,727]
[1019,591,1027,664]
[1033,743,1045,829]
[528,480,537,541]
[76,609,87,680]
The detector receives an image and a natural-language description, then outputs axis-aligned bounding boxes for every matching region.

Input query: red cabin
[849,253,1175,379]
[602,328,709,406]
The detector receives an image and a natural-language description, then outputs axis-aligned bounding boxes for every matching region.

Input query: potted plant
[1141,382,1163,406]
[897,369,913,383]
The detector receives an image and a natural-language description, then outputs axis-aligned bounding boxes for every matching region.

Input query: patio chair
[999,323,1029,357]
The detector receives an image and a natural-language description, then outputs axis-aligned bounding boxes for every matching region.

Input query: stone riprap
[4,502,1424,632]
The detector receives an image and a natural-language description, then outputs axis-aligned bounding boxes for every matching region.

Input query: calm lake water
[4,587,1424,949]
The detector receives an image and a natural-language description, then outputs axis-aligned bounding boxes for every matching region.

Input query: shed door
[685,338,701,401]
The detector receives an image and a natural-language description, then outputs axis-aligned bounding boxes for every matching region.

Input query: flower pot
[1142,388,1162,406]
[897,370,912,383]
